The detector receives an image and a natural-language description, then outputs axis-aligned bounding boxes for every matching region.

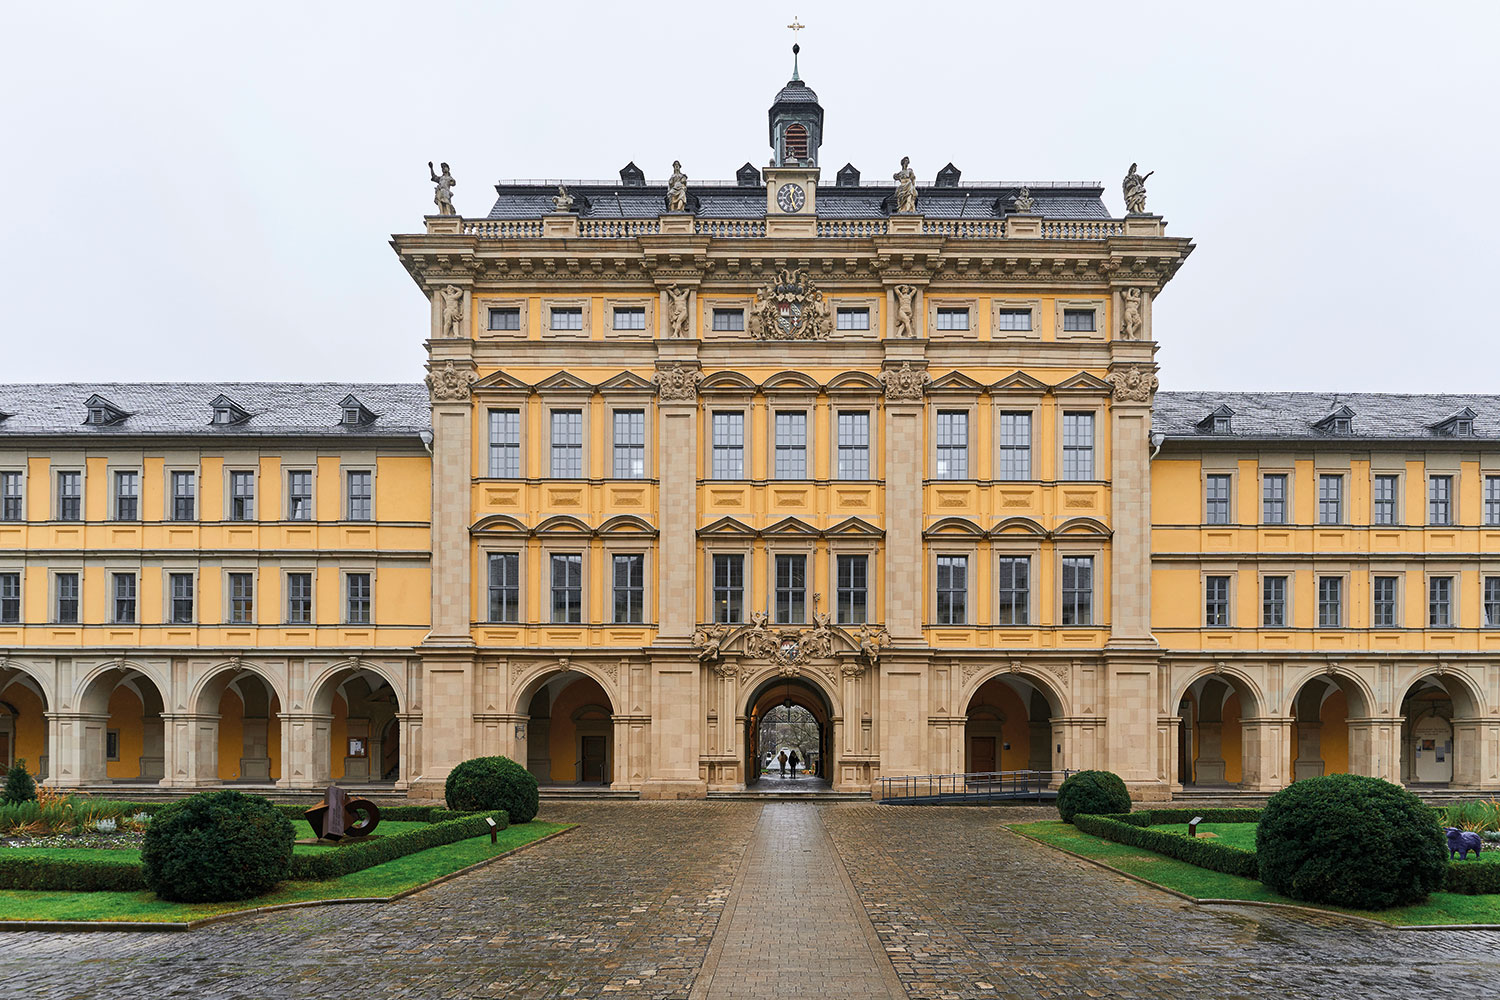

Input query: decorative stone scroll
[749,268,831,340]
[1106,365,1158,403]
[653,364,702,401]
[878,361,930,401]
[425,360,477,402]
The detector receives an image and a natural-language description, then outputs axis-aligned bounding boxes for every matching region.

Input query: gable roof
[1155,392,1500,442]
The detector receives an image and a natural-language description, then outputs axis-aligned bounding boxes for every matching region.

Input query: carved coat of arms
[749,267,831,341]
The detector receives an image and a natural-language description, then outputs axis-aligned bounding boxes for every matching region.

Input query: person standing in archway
[778,749,788,778]
[789,749,800,778]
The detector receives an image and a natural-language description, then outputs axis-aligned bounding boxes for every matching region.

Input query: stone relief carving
[552,184,575,213]
[878,361,930,401]
[1122,162,1153,215]
[438,285,464,339]
[892,156,917,213]
[425,360,477,402]
[749,268,831,340]
[892,284,917,339]
[666,160,689,212]
[1012,187,1035,213]
[665,284,691,339]
[428,161,456,216]
[1107,365,1158,402]
[652,364,702,401]
[693,595,882,679]
[854,625,891,670]
[1121,287,1144,340]
[692,622,731,663]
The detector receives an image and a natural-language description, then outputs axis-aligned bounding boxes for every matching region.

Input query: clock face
[776,183,806,213]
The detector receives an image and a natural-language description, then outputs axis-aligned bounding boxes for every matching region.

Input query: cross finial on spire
[788,16,804,80]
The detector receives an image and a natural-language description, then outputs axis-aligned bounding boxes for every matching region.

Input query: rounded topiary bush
[1256,774,1446,910]
[141,790,294,902]
[444,755,539,824]
[1056,770,1131,823]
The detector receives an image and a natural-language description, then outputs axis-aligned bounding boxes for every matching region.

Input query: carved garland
[426,360,478,402]
[1106,365,1158,403]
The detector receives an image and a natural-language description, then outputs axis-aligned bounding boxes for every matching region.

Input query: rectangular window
[56,471,81,521]
[344,573,371,624]
[711,412,744,479]
[1061,556,1094,626]
[1373,474,1398,526]
[1262,474,1287,525]
[935,307,970,331]
[1372,575,1399,628]
[999,412,1031,480]
[488,409,521,478]
[1262,576,1286,627]
[286,470,313,521]
[550,409,583,478]
[836,554,867,625]
[612,554,645,624]
[487,306,520,331]
[712,554,744,624]
[935,411,968,480]
[995,309,1032,332]
[112,573,136,624]
[1428,475,1453,526]
[0,572,20,623]
[1485,577,1500,628]
[711,308,744,332]
[228,572,254,624]
[113,471,139,521]
[1061,412,1095,481]
[550,307,583,330]
[612,306,646,330]
[1486,476,1500,526]
[286,572,313,624]
[1062,309,1096,332]
[487,553,520,623]
[347,471,373,521]
[106,731,119,762]
[549,554,582,624]
[1317,474,1343,524]
[170,573,195,624]
[775,554,806,624]
[171,471,196,521]
[837,411,871,479]
[55,573,79,624]
[1205,575,1230,626]
[1317,576,1343,627]
[836,307,870,331]
[610,410,646,479]
[996,556,1030,626]
[1429,576,1453,627]
[935,555,968,625]
[1205,474,1231,525]
[774,412,807,479]
[0,472,21,521]
[229,471,255,521]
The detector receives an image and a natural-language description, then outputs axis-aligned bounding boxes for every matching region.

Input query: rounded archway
[194,666,283,784]
[744,675,833,788]
[77,664,166,786]
[1287,671,1371,782]
[1176,671,1262,787]
[0,662,49,781]
[309,664,402,785]
[518,669,616,786]
[1399,672,1483,787]
[964,672,1061,775]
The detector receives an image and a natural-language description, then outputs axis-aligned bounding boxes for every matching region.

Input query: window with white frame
[550,306,583,330]
[1373,474,1398,525]
[612,306,646,330]
[999,412,1031,480]
[774,412,806,479]
[711,309,744,332]
[711,412,744,479]
[169,573,194,623]
[487,306,520,331]
[836,307,870,330]
[935,308,970,331]
[1317,576,1342,627]
[0,472,21,521]
[935,555,968,625]
[287,572,313,624]
[112,572,136,624]
[229,471,255,521]
[1204,575,1230,626]
[113,471,139,521]
[286,470,313,520]
[1062,309,1096,332]
[347,470,373,521]
[55,572,79,624]
[995,309,1032,332]
[1061,556,1094,625]
[612,410,646,479]
[0,572,18,624]
[487,553,520,623]
[1061,412,1094,480]
[549,554,582,624]
[837,411,870,479]
[1372,575,1399,627]
[346,572,372,624]
[1262,576,1286,627]
[550,409,584,478]
[56,471,81,521]
[1262,474,1287,524]
[836,554,867,625]
[1317,474,1344,524]
[996,556,1029,626]
[774,553,807,624]
[612,554,645,624]
[935,411,968,479]
[1428,475,1453,526]
[1429,576,1453,627]
[712,553,743,623]
[488,409,521,478]
[228,572,254,624]
[1204,475,1231,525]
[170,471,196,521]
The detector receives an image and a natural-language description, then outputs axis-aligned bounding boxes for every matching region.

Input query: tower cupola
[768,44,823,167]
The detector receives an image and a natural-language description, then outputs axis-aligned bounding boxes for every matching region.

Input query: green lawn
[0,821,571,924]
[1149,822,1259,851]
[1010,820,1500,927]
[4,819,433,865]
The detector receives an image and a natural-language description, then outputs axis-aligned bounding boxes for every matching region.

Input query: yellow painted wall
[1222,693,1243,784]
[105,686,145,780]
[2,684,47,771]
[330,693,347,781]
[547,676,612,783]
[1322,690,1349,774]
[217,689,244,781]
[966,677,1034,771]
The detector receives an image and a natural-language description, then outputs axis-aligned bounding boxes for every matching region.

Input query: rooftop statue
[552,184,575,213]
[666,160,689,212]
[428,161,456,216]
[1012,187,1035,213]
[893,156,917,214]
[1123,162,1154,215]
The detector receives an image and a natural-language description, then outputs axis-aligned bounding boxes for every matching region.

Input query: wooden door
[581,735,606,783]
[971,736,996,773]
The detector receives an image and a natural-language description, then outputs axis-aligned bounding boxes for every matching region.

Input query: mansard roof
[0,383,429,439]
[1155,392,1500,442]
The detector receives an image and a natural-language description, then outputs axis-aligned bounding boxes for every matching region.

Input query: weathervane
[788,15,805,80]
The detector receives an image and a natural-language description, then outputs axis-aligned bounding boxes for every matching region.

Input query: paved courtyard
[0,802,1496,998]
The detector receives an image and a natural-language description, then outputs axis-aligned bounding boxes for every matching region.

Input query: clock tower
[764,43,822,235]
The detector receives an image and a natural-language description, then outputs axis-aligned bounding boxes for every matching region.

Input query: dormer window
[1313,406,1355,436]
[1431,407,1477,437]
[1213,416,1232,434]
[1332,418,1351,434]
[82,394,127,426]
[1195,404,1235,435]
[209,394,250,426]
[339,394,376,427]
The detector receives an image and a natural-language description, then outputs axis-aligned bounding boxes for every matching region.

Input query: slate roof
[1155,392,1500,442]
[0,383,430,439]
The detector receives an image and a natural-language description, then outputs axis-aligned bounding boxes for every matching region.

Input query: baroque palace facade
[2,65,1497,799]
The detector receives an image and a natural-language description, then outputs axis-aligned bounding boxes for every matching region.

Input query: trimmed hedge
[1056,770,1131,824]
[0,852,145,891]
[1444,857,1500,895]
[288,810,507,881]
[142,791,295,902]
[445,756,539,824]
[1072,812,1259,879]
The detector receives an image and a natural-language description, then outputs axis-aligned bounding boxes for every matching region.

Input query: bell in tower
[768,44,823,167]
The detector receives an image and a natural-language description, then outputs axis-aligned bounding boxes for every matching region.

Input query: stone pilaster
[278,711,334,790]
[1347,715,1401,783]
[880,342,928,642]
[44,711,108,788]
[1106,348,1158,645]
[654,341,701,642]
[1240,717,1291,791]
[160,712,220,787]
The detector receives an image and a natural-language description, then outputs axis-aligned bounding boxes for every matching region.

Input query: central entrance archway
[744,675,833,789]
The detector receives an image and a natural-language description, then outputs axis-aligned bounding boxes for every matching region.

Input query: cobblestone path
[0,801,1496,999]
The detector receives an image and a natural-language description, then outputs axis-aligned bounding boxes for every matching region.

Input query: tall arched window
[784,123,809,162]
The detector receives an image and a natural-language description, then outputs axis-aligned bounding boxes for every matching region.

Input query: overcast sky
[2,1,1495,391]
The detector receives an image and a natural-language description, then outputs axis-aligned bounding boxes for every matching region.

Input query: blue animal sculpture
[1445,827,1483,861]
